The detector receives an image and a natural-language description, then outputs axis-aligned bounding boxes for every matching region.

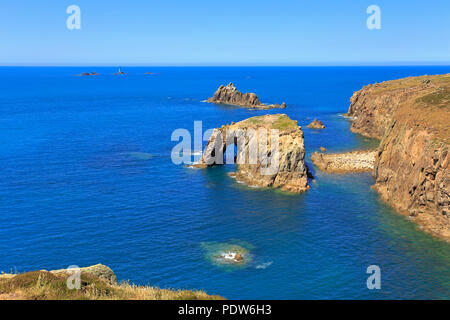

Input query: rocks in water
[306,119,325,129]
[196,114,309,193]
[201,241,252,267]
[207,83,286,109]
[311,150,376,173]
[81,72,98,76]
[346,73,450,241]
[218,252,244,264]
[320,146,327,152]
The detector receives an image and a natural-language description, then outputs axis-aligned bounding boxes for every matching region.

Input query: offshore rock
[196,114,309,193]
[207,83,286,109]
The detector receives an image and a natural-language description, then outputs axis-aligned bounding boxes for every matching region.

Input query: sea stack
[346,73,450,241]
[196,114,309,193]
[306,119,325,129]
[207,83,286,109]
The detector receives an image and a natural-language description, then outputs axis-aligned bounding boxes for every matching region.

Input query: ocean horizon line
[1,64,450,68]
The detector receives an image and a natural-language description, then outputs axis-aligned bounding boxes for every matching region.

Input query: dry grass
[0,271,224,300]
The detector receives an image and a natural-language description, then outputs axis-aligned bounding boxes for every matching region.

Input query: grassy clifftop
[0,265,224,300]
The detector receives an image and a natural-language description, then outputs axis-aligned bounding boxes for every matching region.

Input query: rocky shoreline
[346,74,449,241]
[207,83,286,109]
[311,150,376,173]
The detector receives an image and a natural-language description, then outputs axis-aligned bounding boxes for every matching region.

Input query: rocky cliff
[196,114,309,193]
[346,74,450,241]
[207,83,286,109]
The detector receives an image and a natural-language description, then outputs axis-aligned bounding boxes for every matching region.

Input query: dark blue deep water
[0,66,449,299]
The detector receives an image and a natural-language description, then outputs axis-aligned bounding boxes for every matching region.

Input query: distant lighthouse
[115,66,125,75]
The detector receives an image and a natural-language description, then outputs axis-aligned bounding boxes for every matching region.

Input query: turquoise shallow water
[0,66,449,299]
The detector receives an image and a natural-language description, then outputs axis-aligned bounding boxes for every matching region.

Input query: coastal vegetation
[0,265,223,300]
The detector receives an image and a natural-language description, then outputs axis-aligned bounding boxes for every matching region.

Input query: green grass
[272,115,298,130]
[418,88,450,108]
[238,114,298,131]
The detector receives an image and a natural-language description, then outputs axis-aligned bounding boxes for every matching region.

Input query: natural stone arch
[196,114,309,193]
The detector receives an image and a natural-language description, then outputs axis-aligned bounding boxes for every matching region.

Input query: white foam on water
[256,261,273,269]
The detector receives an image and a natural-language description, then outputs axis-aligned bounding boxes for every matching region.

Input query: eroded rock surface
[346,74,450,241]
[207,83,286,109]
[196,114,309,193]
[50,264,117,284]
[306,119,325,129]
[311,150,376,173]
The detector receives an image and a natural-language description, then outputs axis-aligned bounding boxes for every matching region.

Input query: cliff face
[207,83,286,109]
[197,114,309,193]
[347,74,450,241]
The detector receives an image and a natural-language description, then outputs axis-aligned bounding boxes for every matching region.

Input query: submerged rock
[207,83,286,109]
[196,114,309,193]
[50,264,117,284]
[201,241,252,268]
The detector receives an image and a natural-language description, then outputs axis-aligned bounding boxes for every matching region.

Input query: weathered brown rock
[81,72,99,76]
[50,264,117,284]
[306,119,325,129]
[346,74,450,241]
[207,83,286,109]
[319,147,327,152]
[196,114,309,193]
[311,150,376,173]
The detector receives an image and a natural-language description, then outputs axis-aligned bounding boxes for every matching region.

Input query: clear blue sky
[1,0,449,66]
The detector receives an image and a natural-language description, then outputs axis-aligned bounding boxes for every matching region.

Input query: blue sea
[0,66,449,299]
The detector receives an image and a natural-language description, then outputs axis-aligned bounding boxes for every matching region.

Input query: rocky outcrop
[311,150,376,173]
[196,114,309,193]
[81,72,98,76]
[306,119,325,129]
[207,83,286,109]
[50,264,117,284]
[346,74,450,241]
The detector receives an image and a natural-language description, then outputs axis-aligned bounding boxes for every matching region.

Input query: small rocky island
[306,119,325,129]
[196,114,309,193]
[81,72,98,76]
[207,83,286,109]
